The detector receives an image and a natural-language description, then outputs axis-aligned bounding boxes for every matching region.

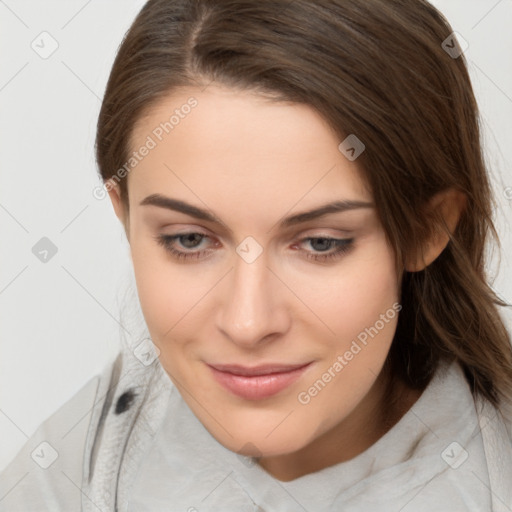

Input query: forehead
[127,84,371,220]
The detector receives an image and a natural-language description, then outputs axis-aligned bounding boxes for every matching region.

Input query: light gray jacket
[1,341,512,511]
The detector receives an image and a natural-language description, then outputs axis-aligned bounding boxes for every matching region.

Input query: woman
[1,0,511,510]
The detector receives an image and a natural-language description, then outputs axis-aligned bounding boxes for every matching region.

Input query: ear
[106,180,130,241]
[405,188,466,272]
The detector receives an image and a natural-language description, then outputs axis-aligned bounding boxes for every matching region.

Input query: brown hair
[96,0,512,407]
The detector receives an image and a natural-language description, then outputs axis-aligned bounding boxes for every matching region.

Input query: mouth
[207,362,313,400]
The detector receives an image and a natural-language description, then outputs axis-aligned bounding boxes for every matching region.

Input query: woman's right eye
[154,232,215,261]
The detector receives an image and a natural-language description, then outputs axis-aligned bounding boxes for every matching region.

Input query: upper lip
[207,362,312,376]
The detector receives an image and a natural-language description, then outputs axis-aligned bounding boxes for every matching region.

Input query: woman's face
[113,84,402,473]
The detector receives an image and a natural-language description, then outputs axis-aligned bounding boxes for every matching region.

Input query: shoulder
[451,364,512,501]
[0,353,119,511]
[0,341,175,512]
[473,391,512,511]
[447,361,512,507]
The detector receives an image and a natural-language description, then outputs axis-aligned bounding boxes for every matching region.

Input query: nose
[215,248,291,348]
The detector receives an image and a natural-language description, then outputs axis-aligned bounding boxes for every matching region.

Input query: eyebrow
[140,194,373,231]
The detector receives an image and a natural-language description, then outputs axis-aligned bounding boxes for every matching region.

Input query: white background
[1,0,511,470]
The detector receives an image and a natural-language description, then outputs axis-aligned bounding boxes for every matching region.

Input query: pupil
[312,238,331,251]
[182,234,201,248]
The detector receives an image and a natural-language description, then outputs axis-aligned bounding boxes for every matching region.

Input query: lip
[207,362,312,400]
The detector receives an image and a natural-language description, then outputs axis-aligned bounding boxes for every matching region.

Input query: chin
[205,414,315,458]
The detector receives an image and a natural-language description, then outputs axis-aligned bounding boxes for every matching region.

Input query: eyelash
[154,232,354,263]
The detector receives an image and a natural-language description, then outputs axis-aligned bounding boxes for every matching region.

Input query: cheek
[300,239,399,410]
[129,239,222,364]
[129,242,188,342]
[338,259,398,342]
[295,236,399,351]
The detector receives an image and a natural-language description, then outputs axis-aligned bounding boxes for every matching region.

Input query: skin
[108,83,458,482]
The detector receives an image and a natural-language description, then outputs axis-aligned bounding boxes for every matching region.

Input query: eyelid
[284,227,354,244]
[159,224,212,234]
[155,217,356,236]
[154,219,232,242]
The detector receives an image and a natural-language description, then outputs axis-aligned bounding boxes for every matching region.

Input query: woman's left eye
[295,236,354,262]
[154,232,354,263]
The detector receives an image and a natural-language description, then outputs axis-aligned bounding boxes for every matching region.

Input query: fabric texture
[1,337,512,511]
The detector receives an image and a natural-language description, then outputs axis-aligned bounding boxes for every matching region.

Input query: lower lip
[208,363,312,400]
